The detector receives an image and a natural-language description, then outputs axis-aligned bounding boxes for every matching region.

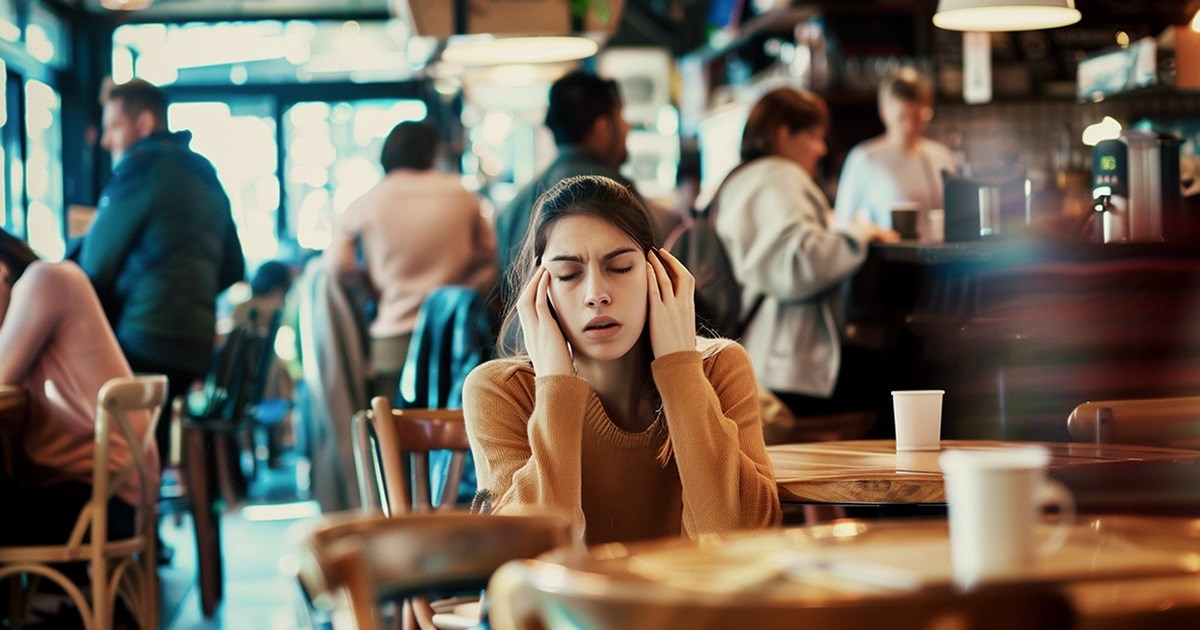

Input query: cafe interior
[0,0,1199,628]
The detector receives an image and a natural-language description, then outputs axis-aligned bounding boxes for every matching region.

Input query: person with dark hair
[465,175,780,545]
[0,229,155,548]
[326,119,497,399]
[493,70,637,301]
[77,77,244,476]
[713,87,895,419]
[835,67,959,228]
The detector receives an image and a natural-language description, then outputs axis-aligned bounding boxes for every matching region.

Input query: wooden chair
[490,559,1076,630]
[0,375,167,630]
[360,396,472,516]
[1068,396,1200,449]
[300,511,576,630]
[348,396,476,628]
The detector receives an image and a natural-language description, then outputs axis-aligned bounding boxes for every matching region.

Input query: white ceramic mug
[939,446,1075,590]
[892,390,944,451]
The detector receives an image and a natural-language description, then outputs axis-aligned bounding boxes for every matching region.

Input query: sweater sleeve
[652,344,781,536]
[463,362,590,530]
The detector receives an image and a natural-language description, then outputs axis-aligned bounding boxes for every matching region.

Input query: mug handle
[1036,479,1075,557]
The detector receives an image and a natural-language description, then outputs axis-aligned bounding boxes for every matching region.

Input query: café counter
[844,238,1200,442]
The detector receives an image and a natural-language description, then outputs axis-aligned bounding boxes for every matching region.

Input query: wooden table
[515,515,1200,630]
[768,439,1200,508]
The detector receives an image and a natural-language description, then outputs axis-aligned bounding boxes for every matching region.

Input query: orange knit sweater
[463,338,781,545]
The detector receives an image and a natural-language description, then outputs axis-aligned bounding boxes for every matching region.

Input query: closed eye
[555,272,580,282]
[610,266,633,274]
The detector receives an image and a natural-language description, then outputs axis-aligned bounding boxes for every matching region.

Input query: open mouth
[584,317,621,339]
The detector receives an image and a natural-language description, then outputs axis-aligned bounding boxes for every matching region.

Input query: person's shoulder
[855,136,892,158]
[695,337,755,386]
[921,139,956,163]
[734,157,802,182]
[466,357,535,390]
[697,336,749,367]
[17,260,89,294]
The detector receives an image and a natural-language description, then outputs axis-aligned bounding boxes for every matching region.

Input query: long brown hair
[497,175,656,358]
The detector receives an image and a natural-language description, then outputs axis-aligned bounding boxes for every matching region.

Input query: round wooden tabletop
[767,439,1200,505]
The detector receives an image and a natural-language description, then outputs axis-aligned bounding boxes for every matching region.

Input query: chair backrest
[1067,396,1200,449]
[362,395,471,516]
[490,560,1075,630]
[399,285,492,410]
[87,375,167,553]
[301,511,577,630]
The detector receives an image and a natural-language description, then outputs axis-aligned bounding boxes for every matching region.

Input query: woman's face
[540,213,648,363]
[776,124,828,176]
[880,94,932,142]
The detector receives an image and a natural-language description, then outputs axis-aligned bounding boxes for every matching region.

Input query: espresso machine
[1091,130,1181,243]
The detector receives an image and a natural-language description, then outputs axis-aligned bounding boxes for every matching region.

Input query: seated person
[463,175,780,545]
[0,229,155,546]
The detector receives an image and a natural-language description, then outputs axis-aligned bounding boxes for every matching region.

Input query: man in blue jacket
[78,79,245,465]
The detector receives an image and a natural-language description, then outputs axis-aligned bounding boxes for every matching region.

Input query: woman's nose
[585,277,611,308]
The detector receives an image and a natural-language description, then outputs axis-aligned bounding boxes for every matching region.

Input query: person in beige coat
[714,87,896,418]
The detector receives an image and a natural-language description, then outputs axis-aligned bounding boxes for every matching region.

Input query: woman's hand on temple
[518,267,574,376]
[646,248,696,358]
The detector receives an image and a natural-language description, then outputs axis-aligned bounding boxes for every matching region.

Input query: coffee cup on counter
[890,203,920,240]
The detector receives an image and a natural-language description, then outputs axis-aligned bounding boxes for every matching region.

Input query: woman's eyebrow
[546,247,638,264]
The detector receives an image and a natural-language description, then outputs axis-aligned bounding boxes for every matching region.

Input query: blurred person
[231,259,294,332]
[465,175,780,545]
[494,70,638,307]
[77,78,245,468]
[713,87,896,419]
[0,229,154,548]
[325,120,497,400]
[834,67,959,228]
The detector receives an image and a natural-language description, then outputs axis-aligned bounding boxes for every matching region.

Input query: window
[24,79,62,259]
[283,99,427,250]
[113,20,422,86]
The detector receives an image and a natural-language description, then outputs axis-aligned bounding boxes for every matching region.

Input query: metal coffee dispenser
[1092,130,1181,243]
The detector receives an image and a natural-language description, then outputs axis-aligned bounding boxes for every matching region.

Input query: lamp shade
[933,0,1080,31]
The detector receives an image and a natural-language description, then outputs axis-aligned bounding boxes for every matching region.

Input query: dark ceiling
[79,0,1200,60]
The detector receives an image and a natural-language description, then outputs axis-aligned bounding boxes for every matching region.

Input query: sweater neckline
[582,389,665,447]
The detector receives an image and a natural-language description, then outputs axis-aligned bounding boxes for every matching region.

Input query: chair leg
[184,425,225,618]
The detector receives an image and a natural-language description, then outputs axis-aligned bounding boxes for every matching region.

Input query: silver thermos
[1091,130,1182,243]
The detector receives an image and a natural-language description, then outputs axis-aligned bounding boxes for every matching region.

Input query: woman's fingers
[647,250,674,299]
[645,259,662,304]
[656,248,694,294]
[533,267,552,320]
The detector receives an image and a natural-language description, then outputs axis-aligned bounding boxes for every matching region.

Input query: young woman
[0,230,153,545]
[464,175,780,545]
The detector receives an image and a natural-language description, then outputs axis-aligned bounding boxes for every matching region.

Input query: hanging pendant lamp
[933,0,1081,32]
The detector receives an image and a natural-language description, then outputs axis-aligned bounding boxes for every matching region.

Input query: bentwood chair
[300,511,576,630]
[489,559,1076,630]
[349,396,475,629]
[1067,395,1200,449]
[0,375,166,630]
[356,396,473,517]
